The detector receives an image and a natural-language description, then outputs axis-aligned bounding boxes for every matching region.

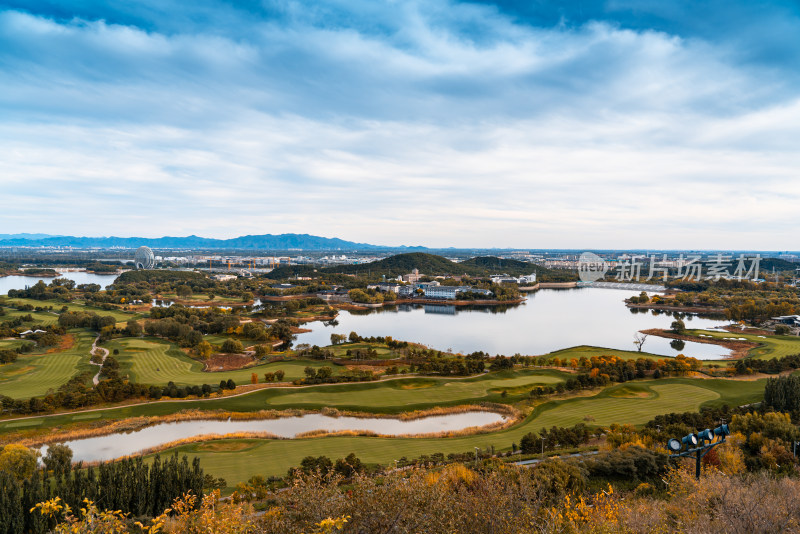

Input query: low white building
[490,273,537,285]
[423,285,493,300]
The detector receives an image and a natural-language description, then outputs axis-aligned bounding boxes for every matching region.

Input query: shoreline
[627,302,726,316]
[19,404,520,449]
[639,328,755,359]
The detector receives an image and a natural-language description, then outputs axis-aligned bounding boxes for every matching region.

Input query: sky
[1,0,799,249]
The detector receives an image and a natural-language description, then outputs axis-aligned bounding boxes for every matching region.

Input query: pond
[296,288,730,359]
[0,271,118,294]
[43,411,505,463]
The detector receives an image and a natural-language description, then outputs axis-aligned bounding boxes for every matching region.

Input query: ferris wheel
[134,246,155,270]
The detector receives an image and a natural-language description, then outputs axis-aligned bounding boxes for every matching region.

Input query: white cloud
[0,1,798,248]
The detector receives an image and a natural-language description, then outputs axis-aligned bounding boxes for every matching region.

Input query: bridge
[579,281,666,291]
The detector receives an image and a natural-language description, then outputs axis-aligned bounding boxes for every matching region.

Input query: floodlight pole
[670,436,727,480]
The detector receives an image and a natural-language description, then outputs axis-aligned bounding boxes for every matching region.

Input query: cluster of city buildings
[360,268,535,301]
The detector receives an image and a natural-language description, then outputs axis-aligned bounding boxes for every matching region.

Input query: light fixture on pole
[667,424,730,479]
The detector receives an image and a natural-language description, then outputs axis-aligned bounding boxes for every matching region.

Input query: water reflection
[44,411,505,463]
[296,288,730,359]
[0,272,119,295]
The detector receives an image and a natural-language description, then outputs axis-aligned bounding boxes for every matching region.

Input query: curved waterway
[297,288,731,359]
[43,411,505,463]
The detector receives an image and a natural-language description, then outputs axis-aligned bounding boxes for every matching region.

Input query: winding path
[89,336,109,386]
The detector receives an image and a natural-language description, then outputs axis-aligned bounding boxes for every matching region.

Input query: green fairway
[686,329,800,360]
[0,373,766,487]
[545,345,665,361]
[0,331,96,398]
[106,337,334,387]
[3,298,136,323]
[529,383,718,428]
[260,369,566,409]
[1,307,61,326]
[0,369,569,429]
[156,377,765,485]
[0,339,34,351]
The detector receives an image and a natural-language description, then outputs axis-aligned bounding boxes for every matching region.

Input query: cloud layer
[1,0,799,248]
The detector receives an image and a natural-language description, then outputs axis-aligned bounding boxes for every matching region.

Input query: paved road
[89,336,109,386]
[514,450,599,467]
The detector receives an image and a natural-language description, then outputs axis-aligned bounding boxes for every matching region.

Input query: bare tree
[633,332,648,352]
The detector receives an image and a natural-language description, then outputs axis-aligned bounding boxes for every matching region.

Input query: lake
[43,411,505,463]
[0,271,118,294]
[296,288,730,359]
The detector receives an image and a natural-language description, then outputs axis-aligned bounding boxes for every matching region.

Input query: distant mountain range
[0,233,425,251]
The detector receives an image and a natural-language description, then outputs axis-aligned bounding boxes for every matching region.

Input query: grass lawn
[0,369,569,430]
[159,293,244,305]
[0,373,765,487]
[545,345,666,361]
[259,369,567,410]
[0,339,35,351]
[156,377,765,485]
[3,298,136,323]
[327,342,398,358]
[1,307,61,326]
[0,331,96,398]
[105,336,333,387]
[685,329,800,360]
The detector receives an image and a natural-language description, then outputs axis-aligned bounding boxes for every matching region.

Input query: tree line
[0,449,204,534]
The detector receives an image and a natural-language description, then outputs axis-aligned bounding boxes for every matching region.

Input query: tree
[670,319,686,333]
[0,444,37,481]
[633,332,648,352]
[519,432,541,454]
[275,370,285,381]
[197,340,213,359]
[176,285,193,298]
[775,325,790,335]
[42,443,73,477]
[226,379,236,390]
[269,319,295,348]
[254,344,272,358]
[221,339,243,354]
[125,319,143,337]
[251,373,258,384]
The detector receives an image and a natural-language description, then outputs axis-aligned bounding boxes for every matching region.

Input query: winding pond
[43,411,505,463]
[0,271,118,294]
[296,288,730,359]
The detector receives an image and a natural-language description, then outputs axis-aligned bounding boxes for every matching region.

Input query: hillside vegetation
[268,252,571,280]
[114,269,207,285]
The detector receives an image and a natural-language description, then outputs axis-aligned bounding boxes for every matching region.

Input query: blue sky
[1,1,799,248]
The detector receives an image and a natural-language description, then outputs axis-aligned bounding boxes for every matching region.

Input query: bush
[221,338,244,353]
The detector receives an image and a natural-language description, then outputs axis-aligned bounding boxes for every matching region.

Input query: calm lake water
[296,288,730,359]
[0,271,118,294]
[44,411,504,463]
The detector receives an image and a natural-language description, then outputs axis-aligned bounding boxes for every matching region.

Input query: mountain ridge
[0,233,427,251]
